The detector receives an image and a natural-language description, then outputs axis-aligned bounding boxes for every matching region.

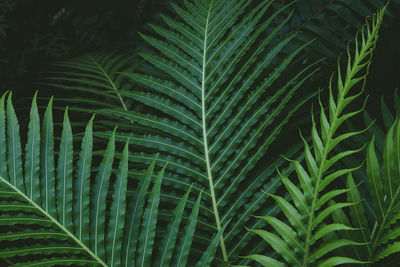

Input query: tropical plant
[2,0,400,266]
[0,91,227,266]
[40,0,324,263]
[246,6,385,266]
[270,0,393,59]
[330,118,400,265]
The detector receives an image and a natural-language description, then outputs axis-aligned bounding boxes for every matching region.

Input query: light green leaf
[24,91,41,203]
[6,92,23,190]
[158,186,192,267]
[106,138,129,267]
[137,164,166,267]
[56,107,73,230]
[40,97,56,217]
[174,190,203,267]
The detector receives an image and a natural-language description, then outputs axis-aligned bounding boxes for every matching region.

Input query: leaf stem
[0,176,108,267]
[201,0,228,262]
[302,15,379,265]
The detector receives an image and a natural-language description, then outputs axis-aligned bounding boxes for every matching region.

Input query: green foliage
[44,0,322,263]
[2,0,400,266]
[331,118,400,264]
[0,91,226,266]
[247,7,385,266]
[40,53,137,129]
[272,0,389,59]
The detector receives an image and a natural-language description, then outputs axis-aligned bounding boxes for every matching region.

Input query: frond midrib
[200,0,228,262]
[302,19,379,266]
[0,175,108,267]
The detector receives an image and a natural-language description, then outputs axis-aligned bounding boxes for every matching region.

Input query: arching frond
[0,91,226,266]
[247,7,385,266]
[43,1,319,263]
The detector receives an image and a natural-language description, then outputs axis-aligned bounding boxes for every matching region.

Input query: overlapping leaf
[247,7,385,266]
[43,0,320,263]
[333,118,400,264]
[0,91,226,266]
[271,0,389,59]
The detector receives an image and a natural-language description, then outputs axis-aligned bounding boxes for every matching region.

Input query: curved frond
[0,91,225,266]
[248,7,385,266]
[271,0,389,59]
[42,1,320,262]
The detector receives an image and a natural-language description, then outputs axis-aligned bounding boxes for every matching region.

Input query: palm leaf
[248,7,385,266]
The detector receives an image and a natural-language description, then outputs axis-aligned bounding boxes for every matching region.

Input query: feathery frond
[247,7,385,266]
[272,0,388,59]
[0,91,223,266]
[44,1,319,262]
[333,118,400,264]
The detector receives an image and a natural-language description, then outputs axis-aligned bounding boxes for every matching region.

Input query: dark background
[1,0,399,124]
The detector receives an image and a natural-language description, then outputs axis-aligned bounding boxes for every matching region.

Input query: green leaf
[374,242,400,261]
[0,92,7,180]
[257,215,303,252]
[157,185,192,267]
[56,107,73,230]
[121,156,157,266]
[173,190,203,267]
[24,91,41,203]
[136,164,166,267]
[43,1,319,261]
[90,127,116,259]
[74,114,94,245]
[195,222,229,267]
[309,239,365,263]
[250,229,300,265]
[40,97,56,217]
[6,92,23,190]
[247,6,385,266]
[317,256,367,266]
[311,224,358,245]
[106,138,129,267]
[346,173,371,246]
[242,254,285,267]
[366,136,385,219]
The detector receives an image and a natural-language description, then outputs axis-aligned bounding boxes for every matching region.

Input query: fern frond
[43,1,321,262]
[248,6,385,266]
[40,53,136,127]
[272,0,388,59]
[0,91,225,266]
[339,118,400,263]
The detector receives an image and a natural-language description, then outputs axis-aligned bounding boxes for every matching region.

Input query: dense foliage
[1,0,400,266]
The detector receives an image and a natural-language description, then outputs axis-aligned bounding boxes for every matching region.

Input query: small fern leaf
[121,156,157,266]
[136,164,165,266]
[248,6,385,266]
[40,97,56,217]
[24,91,41,204]
[6,92,23,190]
[90,128,116,259]
[195,222,229,267]
[157,185,192,267]
[173,190,203,266]
[0,93,7,180]
[106,139,129,266]
[56,107,73,230]
[74,114,94,245]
